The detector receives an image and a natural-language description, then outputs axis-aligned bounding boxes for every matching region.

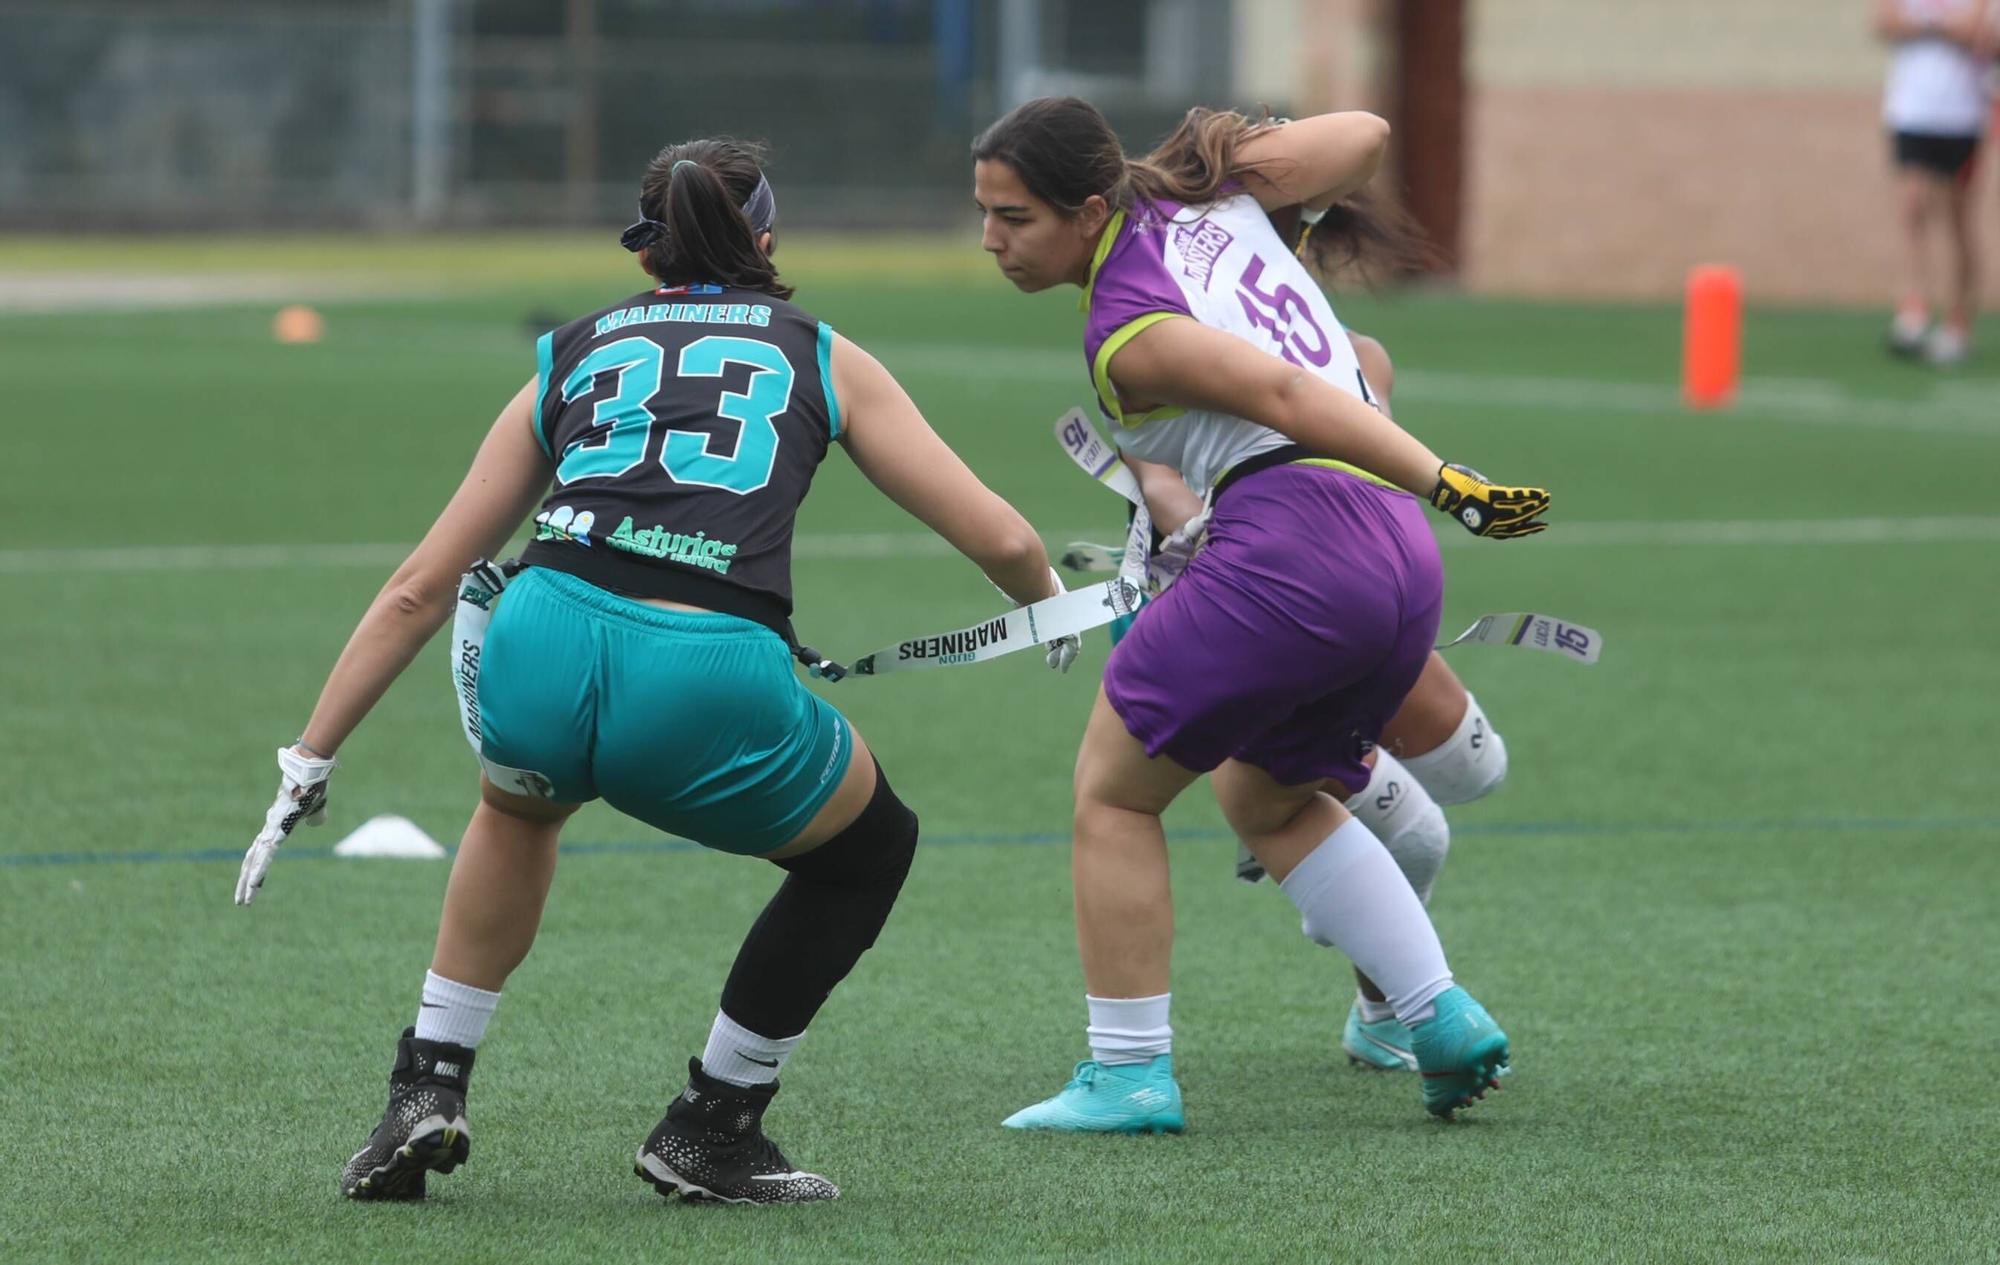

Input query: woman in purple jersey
[1123,324,1516,1079]
[971,97,1551,1129]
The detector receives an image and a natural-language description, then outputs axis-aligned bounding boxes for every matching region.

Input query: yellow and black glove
[1429,464,1551,539]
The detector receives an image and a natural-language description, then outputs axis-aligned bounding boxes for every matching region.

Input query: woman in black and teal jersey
[232,138,1073,1206]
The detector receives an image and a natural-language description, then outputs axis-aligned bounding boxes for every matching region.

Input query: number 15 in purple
[1236,256,1331,368]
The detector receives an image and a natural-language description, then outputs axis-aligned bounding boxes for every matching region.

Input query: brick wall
[1461,0,2000,304]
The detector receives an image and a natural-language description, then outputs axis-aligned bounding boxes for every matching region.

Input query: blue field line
[2,815,1996,870]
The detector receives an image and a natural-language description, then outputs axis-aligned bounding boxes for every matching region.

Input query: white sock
[1280,818,1453,1026]
[1355,995,1398,1024]
[1344,750,1449,904]
[1086,993,1172,1065]
[701,1010,805,1087]
[413,970,500,1048]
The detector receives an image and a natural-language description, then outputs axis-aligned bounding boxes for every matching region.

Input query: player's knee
[1214,776,1316,844]
[1343,750,1450,902]
[1073,746,1174,820]
[1400,693,1507,806]
[1381,796,1448,904]
[1221,798,1309,844]
[780,759,918,893]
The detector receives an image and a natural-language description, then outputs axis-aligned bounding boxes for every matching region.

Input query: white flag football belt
[450,556,1142,694]
[842,575,1142,677]
[448,561,558,796]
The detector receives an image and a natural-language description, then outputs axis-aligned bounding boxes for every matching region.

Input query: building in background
[1458,0,2000,304]
[0,0,1246,230]
[1,0,1993,305]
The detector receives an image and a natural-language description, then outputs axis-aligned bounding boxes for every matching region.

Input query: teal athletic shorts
[476,567,854,855]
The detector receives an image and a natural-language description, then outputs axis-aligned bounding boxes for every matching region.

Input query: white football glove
[986,566,1082,673]
[1039,567,1081,673]
[1147,506,1211,594]
[234,745,337,906]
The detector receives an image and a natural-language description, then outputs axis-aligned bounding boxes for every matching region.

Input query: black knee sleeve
[718,761,918,1038]
[774,759,918,890]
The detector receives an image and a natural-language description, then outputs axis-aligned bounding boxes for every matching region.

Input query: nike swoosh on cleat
[1355,1031,1418,1068]
[751,1171,818,1181]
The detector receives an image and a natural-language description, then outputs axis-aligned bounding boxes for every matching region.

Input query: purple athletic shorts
[1103,463,1443,792]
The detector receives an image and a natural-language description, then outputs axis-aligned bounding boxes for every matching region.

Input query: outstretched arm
[238,381,554,905]
[1109,317,1439,493]
[832,333,1056,606]
[297,380,552,756]
[1107,318,1549,537]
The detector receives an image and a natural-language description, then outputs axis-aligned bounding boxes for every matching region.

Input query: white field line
[869,344,2000,438]
[1400,371,2000,438]
[2,283,1988,432]
[3,517,1999,577]
[0,273,410,313]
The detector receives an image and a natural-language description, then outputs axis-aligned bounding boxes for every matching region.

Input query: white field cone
[332,814,447,860]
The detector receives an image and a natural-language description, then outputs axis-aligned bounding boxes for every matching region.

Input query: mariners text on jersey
[595,302,773,335]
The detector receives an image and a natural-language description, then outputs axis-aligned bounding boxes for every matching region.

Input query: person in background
[1877,0,1998,365]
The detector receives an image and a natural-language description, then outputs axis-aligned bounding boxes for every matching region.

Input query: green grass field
[3,236,1997,1263]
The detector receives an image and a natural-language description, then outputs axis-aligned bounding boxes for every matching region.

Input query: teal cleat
[1409,986,1510,1119]
[1342,1000,1417,1072]
[1001,1057,1186,1134]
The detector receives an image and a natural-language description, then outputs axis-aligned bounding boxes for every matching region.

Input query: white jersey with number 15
[1079,190,1376,497]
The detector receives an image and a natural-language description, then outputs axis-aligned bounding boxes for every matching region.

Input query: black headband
[620,165,778,253]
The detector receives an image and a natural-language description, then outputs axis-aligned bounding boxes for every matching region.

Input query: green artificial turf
[2,236,1996,1263]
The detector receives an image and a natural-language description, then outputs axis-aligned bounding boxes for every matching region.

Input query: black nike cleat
[340,1028,474,1201]
[634,1057,838,1205]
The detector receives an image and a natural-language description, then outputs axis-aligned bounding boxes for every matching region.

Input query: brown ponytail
[634,139,793,300]
[1125,105,1280,209]
[1292,188,1440,287]
[977,97,1434,286]
[1137,106,1437,286]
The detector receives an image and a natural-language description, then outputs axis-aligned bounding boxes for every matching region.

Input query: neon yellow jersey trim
[1078,209,1127,311]
[1291,457,1404,494]
[1092,312,1188,427]
[1080,207,1187,426]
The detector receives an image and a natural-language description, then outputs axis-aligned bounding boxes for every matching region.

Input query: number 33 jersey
[523,283,840,616]
[1082,192,1374,497]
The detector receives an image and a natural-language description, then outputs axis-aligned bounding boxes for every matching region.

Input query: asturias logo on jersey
[534,505,596,547]
[607,516,740,574]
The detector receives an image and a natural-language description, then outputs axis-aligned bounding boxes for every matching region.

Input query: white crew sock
[1355,996,1398,1024]
[1086,993,1172,1065]
[1344,749,1450,904]
[413,970,501,1048]
[701,1010,805,1087]
[1280,818,1453,1026]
